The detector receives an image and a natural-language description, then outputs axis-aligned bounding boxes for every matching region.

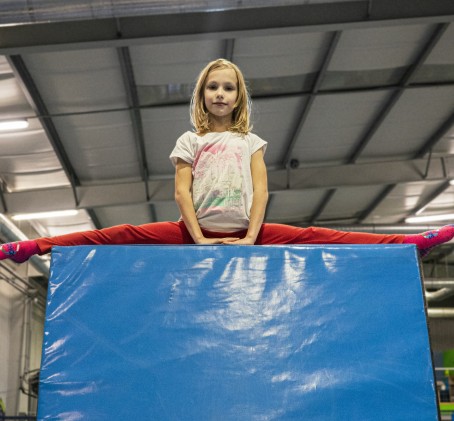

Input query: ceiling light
[0,119,29,131]
[12,210,79,221]
[405,214,454,224]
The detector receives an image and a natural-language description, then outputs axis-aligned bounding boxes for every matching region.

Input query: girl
[1,58,453,263]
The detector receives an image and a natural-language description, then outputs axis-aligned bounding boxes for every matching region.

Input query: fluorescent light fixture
[0,119,29,131]
[405,213,454,224]
[12,210,79,221]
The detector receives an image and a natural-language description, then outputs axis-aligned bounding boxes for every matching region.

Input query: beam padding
[38,245,438,420]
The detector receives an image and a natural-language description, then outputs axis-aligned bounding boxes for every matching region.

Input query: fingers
[220,237,240,244]
[196,237,239,245]
[221,238,254,245]
[196,237,242,245]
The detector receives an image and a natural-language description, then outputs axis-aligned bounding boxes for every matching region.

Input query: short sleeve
[169,132,195,166]
[248,133,268,156]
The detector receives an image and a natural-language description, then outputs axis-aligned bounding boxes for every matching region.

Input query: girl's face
[203,68,238,123]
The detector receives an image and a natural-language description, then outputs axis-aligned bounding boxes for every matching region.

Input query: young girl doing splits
[1,59,453,263]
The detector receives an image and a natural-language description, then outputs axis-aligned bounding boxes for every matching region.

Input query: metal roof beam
[86,209,103,230]
[295,23,449,224]
[222,39,235,62]
[281,31,341,168]
[358,105,454,223]
[344,23,450,223]
[7,55,80,199]
[1,0,453,54]
[117,46,157,222]
[308,189,336,225]
[283,31,340,223]
[415,108,454,158]
[3,156,453,213]
[355,184,396,223]
[13,80,454,123]
[347,23,449,164]
[117,47,150,191]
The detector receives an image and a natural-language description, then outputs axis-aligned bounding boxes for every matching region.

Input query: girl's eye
[206,84,235,91]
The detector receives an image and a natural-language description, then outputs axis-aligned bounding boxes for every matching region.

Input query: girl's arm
[223,148,268,245]
[175,158,239,245]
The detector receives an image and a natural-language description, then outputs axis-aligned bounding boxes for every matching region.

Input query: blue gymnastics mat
[38,245,439,420]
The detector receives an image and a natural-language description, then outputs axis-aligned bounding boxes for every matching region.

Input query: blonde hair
[190,58,252,135]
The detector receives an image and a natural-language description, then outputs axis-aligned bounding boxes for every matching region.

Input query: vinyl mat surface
[38,245,439,420]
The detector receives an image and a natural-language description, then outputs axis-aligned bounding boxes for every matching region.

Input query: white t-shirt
[170,131,267,232]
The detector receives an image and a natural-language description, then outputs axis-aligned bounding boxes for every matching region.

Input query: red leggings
[35,221,404,254]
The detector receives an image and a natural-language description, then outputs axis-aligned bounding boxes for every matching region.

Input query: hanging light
[405,214,454,223]
[0,119,29,131]
[12,210,79,221]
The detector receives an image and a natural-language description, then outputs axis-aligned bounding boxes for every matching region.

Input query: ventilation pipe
[427,308,454,318]
[322,224,447,235]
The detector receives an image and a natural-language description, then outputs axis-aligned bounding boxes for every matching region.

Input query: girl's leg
[256,224,404,245]
[256,223,454,256]
[35,221,193,253]
[1,221,193,262]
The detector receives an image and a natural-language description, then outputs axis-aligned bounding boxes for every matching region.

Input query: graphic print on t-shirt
[192,141,244,219]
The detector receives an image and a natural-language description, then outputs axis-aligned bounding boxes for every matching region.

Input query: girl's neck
[198,128,230,137]
[209,115,232,133]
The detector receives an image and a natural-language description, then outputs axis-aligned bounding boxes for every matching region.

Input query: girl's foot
[0,240,40,263]
[403,225,454,257]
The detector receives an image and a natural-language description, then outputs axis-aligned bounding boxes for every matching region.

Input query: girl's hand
[221,237,255,245]
[195,237,240,245]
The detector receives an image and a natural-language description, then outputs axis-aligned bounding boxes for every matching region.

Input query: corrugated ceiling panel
[253,96,306,167]
[291,90,391,165]
[360,86,454,159]
[0,57,69,191]
[0,66,31,118]
[235,31,331,78]
[3,170,70,192]
[0,124,69,191]
[415,24,454,78]
[14,48,142,184]
[362,181,439,224]
[424,185,454,214]
[52,111,141,182]
[94,204,155,227]
[266,189,326,223]
[37,210,94,237]
[329,24,434,71]
[317,185,387,222]
[22,48,128,113]
[321,24,435,91]
[131,40,225,85]
[93,202,205,228]
[435,126,454,155]
[154,202,181,223]
[142,105,191,175]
